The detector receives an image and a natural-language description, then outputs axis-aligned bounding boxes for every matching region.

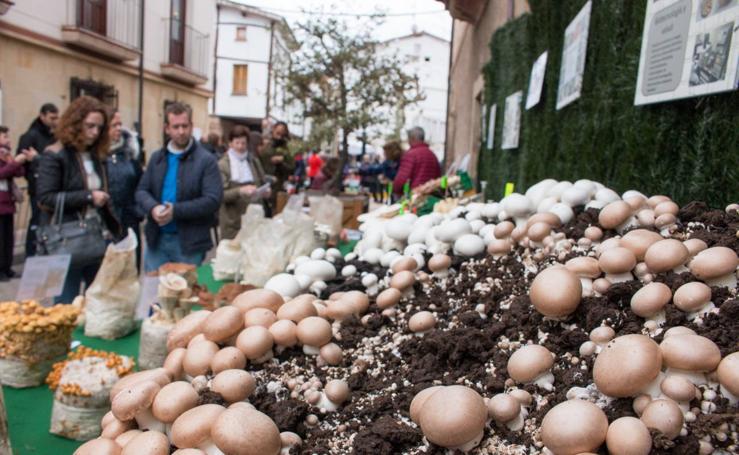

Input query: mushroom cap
[590,326,616,345]
[232,288,284,314]
[599,201,633,229]
[565,257,601,279]
[717,352,739,396]
[660,375,696,402]
[121,430,169,455]
[244,307,278,328]
[663,325,696,338]
[280,431,302,449]
[376,288,402,310]
[390,270,416,291]
[659,334,721,372]
[183,339,220,377]
[428,254,452,272]
[593,334,662,397]
[172,450,206,455]
[673,282,712,312]
[74,438,122,455]
[507,344,554,383]
[630,282,672,318]
[530,267,582,318]
[269,319,298,347]
[683,238,708,256]
[494,221,515,238]
[110,369,171,401]
[339,291,370,314]
[527,222,551,242]
[324,299,356,321]
[417,386,487,448]
[235,326,274,360]
[276,295,318,322]
[171,404,226,448]
[644,239,689,273]
[211,346,247,374]
[526,212,562,228]
[296,316,332,347]
[115,430,142,448]
[598,247,637,274]
[540,399,608,455]
[319,343,343,366]
[654,200,679,217]
[487,238,513,255]
[211,369,256,403]
[632,394,652,416]
[620,229,663,261]
[605,417,652,455]
[487,393,521,423]
[592,278,612,294]
[689,246,738,280]
[409,386,444,423]
[163,348,187,380]
[509,389,532,406]
[167,311,212,351]
[100,417,136,439]
[211,407,281,455]
[152,381,199,423]
[408,311,436,333]
[203,306,244,342]
[324,379,350,404]
[654,213,677,229]
[391,256,418,273]
[640,399,683,440]
[111,380,161,421]
[584,226,603,241]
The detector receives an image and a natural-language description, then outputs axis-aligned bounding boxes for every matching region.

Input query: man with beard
[259,120,293,213]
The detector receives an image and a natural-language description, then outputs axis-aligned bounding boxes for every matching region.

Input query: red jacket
[393,142,441,195]
[0,159,25,215]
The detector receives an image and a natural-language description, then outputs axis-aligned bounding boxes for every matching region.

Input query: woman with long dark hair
[37,96,122,303]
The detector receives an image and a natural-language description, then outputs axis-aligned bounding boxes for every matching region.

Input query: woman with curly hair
[36,95,122,303]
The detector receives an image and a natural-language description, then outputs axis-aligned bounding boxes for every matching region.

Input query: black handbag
[36,193,107,268]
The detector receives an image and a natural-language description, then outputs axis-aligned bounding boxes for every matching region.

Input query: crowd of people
[0,95,441,300]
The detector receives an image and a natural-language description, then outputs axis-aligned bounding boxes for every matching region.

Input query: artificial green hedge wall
[479,0,739,207]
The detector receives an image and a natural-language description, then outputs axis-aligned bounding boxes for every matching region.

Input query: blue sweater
[160,151,180,233]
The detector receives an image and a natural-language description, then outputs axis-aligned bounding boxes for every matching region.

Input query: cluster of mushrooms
[76,178,737,454]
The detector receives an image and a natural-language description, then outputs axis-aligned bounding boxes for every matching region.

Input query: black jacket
[17,118,56,197]
[107,130,143,228]
[36,145,122,238]
[136,139,223,255]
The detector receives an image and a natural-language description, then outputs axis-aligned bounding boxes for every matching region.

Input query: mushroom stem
[646,310,667,329]
[638,372,666,399]
[532,372,555,391]
[303,345,320,356]
[605,272,633,284]
[505,407,527,431]
[706,273,737,289]
[579,278,593,297]
[316,393,340,412]
[664,368,708,387]
[685,302,717,322]
[198,439,226,455]
[134,407,165,433]
[720,385,738,405]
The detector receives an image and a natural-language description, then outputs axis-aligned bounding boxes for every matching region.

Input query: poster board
[556,1,592,110]
[16,255,71,304]
[526,52,549,109]
[502,92,523,150]
[635,0,739,105]
[486,104,497,149]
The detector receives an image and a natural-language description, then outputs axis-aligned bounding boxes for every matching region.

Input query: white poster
[635,0,739,105]
[526,52,549,109]
[556,1,592,110]
[16,255,71,303]
[502,92,522,150]
[486,104,497,149]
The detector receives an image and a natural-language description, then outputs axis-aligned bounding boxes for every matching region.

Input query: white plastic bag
[309,195,344,238]
[84,229,140,339]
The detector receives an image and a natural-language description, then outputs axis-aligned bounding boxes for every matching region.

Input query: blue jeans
[55,261,101,304]
[144,232,205,273]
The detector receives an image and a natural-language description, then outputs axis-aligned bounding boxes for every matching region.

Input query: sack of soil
[84,229,140,339]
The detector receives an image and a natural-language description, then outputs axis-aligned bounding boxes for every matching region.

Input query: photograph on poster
[696,0,738,21]
[502,92,522,150]
[556,1,592,110]
[526,52,548,110]
[689,21,734,85]
[486,104,497,149]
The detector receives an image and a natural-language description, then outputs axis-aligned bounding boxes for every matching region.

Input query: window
[77,0,107,35]
[236,26,246,41]
[233,64,248,95]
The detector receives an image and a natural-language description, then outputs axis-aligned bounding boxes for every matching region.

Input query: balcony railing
[160,17,209,85]
[62,0,141,60]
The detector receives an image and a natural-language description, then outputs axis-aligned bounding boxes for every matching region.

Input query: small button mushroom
[487,393,524,430]
[183,339,220,377]
[508,389,532,407]
[592,277,611,295]
[324,379,350,406]
[599,200,634,231]
[589,326,615,346]
[376,288,402,310]
[339,291,369,315]
[654,213,677,233]
[654,200,679,216]
[428,254,452,278]
[640,399,684,440]
[454,234,486,257]
[391,256,418,274]
[74,438,122,455]
[244,308,278,328]
[167,311,212,351]
[565,256,601,295]
[620,229,663,261]
[110,369,172,402]
[494,221,515,239]
[101,417,136,440]
[319,342,343,366]
[662,325,696,338]
[717,352,739,402]
[636,208,655,227]
[660,375,696,404]
[341,265,357,277]
[264,273,303,299]
[630,282,671,318]
[211,369,256,403]
[584,226,603,242]
[644,239,690,273]
[115,430,142,448]
[163,348,187,381]
[211,407,281,455]
[487,238,513,258]
[296,316,333,354]
[409,386,444,423]
[111,380,164,433]
[689,246,738,288]
[632,394,652,416]
[683,238,708,257]
[527,222,551,245]
[390,270,416,297]
[659,334,721,373]
[120,430,169,455]
[280,431,302,453]
[276,295,318,323]
[324,299,356,321]
[540,399,608,455]
[593,334,662,397]
[152,381,199,423]
[530,267,582,319]
[211,346,247,374]
[673,281,713,316]
[202,306,244,343]
[235,326,274,362]
[408,311,436,334]
[269,319,298,348]
[606,416,652,455]
[416,386,487,451]
[171,404,227,453]
[232,288,284,314]
[598,247,637,283]
[507,344,555,390]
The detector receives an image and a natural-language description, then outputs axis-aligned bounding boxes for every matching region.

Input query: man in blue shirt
[136,102,223,272]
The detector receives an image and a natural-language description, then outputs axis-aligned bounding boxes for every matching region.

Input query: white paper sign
[526,51,549,109]
[486,104,497,149]
[556,1,592,110]
[16,255,71,303]
[502,92,523,150]
[635,0,739,105]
